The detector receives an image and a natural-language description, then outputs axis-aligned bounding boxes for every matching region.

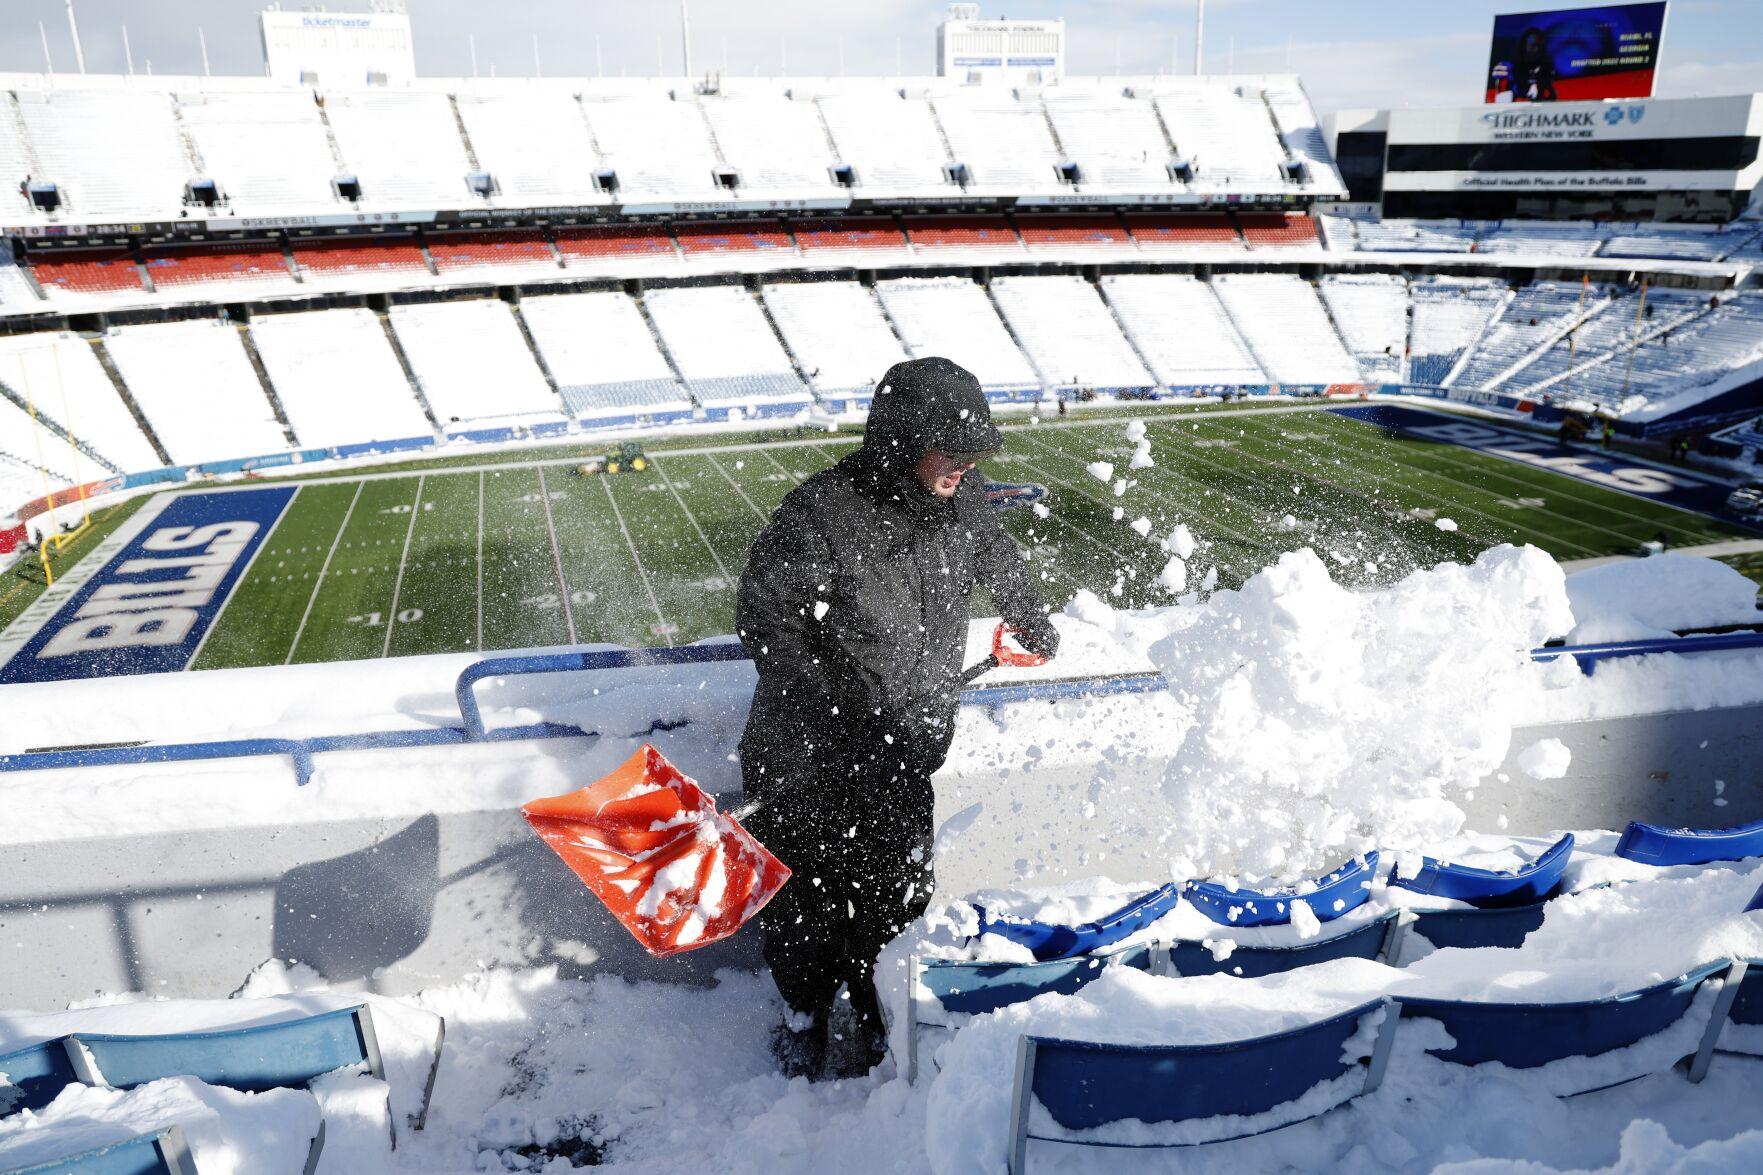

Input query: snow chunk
[812,600,830,621]
[1130,516,1153,538]
[1112,478,1128,498]
[1435,517,1459,532]
[1158,555,1188,594]
[1289,897,1322,940]
[1163,524,1196,560]
[1517,737,1572,780]
[1125,419,1147,443]
[1031,502,1049,519]
[1086,461,1114,482]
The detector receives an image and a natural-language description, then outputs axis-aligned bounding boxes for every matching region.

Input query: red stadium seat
[1124,214,1242,249]
[31,249,147,295]
[1239,213,1320,247]
[427,230,557,272]
[291,237,429,275]
[142,244,292,288]
[554,224,677,261]
[1015,214,1131,248]
[672,219,795,254]
[902,216,1022,249]
[789,218,909,252]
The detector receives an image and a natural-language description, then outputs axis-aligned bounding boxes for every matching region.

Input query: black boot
[820,988,887,1081]
[770,1011,826,1080]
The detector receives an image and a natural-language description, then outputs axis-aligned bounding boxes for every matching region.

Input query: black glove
[1012,613,1060,660]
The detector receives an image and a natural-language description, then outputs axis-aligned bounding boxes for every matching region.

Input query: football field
[2,402,1755,679]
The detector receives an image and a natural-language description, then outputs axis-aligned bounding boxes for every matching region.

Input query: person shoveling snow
[734,357,1058,1079]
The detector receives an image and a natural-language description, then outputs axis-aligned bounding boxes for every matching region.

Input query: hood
[861,357,1003,469]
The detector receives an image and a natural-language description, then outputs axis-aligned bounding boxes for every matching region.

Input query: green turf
[16,406,1758,672]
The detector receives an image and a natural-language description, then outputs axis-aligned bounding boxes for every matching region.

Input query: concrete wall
[3,697,1759,1011]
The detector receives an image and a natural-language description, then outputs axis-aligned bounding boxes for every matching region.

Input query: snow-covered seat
[1166,912,1403,979]
[1393,961,1733,1094]
[1613,816,1763,866]
[1388,833,1574,908]
[1005,999,1395,1168]
[0,1005,386,1118]
[0,1124,194,1175]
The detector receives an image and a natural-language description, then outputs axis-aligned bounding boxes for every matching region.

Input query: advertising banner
[1486,3,1668,104]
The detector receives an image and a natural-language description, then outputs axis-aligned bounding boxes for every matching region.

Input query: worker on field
[735,356,1059,1080]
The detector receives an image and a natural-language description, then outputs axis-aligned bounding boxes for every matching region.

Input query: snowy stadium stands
[699,93,841,196]
[452,87,607,207]
[1509,288,1709,395]
[323,90,476,209]
[103,319,288,466]
[1554,293,1763,414]
[1212,273,1359,384]
[175,89,340,214]
[812,89,949,196]
[14,88,192,220]
[1150,80,1291,191]
[1319,274,1408,382]
[0,378,88,486]
[388,300,563,430]
[0,332,159,473]
[642,285,810,411]
[519,290,691,420]
[989,275,1154,393]
[1407,278,1509,387]
[1100,273,1264,386]
[931,93,1066,194]
[761,280,908,401]
[250,308,433,448]
[582,92,723,201]
[1041,91,1175,191]
[875,276,1042,397]
[1451,282,1618,390]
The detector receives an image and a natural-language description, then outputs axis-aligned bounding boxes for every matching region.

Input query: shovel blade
[522,745,790,958]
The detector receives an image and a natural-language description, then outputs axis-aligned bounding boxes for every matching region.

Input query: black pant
[740,709,952,1033]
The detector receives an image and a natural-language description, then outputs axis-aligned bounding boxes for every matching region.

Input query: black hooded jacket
[735,358,1051,760]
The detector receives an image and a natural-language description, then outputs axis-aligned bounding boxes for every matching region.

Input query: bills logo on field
[984,481,1049,511]
[0,487,294,684]
[1331,405,1738,518]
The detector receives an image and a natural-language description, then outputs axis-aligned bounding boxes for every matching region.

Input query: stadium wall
[0,649,1758,1009]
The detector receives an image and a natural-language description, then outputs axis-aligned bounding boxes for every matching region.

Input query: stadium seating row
[1328,215,1763,263]
[4,272,1759,517]
[0,77,1339,223]
[5,212,1320,309]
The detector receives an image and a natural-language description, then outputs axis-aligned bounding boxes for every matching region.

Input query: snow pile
[1565,554,1760,643]
[1144,545,1571,880]
[1437,1121,1763,1175]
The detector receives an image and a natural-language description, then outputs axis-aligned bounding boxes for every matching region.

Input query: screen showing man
[1485,3,1668,103]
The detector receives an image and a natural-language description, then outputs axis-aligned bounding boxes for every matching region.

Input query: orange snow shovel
[522,623,1048,958]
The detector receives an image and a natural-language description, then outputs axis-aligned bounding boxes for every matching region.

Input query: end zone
[0,486,295,684]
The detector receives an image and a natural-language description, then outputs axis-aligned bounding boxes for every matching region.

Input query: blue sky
[1,1,1758,114]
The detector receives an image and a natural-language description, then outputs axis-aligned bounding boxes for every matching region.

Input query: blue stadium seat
[1395,960,1732,1093]
[1614,817,1763,866]
[1,1125,194,1175]
[1722,957,1763,1040]
[0,1005,387,1121]
[1388,835,1573,908]
[1409,899,1550,951]
[1005,999,1396,1172]
[0,1038,86,1118]
[976,883,1183,961]
[1167,911,1404,978]
[906,944,1155,1081]
[76,1005,384,1094]
[1185,853,1379,928]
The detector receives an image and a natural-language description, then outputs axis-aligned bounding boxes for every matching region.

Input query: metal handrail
[1,630,1758,786]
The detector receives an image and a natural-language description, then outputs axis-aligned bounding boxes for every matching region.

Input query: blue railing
[1,631,1759,786]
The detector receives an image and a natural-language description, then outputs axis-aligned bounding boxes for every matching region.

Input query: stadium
[0,0,1761,1171]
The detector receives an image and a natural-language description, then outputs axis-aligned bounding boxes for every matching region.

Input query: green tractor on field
[577,442,649,476]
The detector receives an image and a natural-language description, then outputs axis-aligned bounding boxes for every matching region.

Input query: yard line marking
[188,484,303,669]
[475,469,485,652]
[381,475,426,657]
[286,480,364,664]
[759,449,804,485]
[653,456,734,582]
[602,475,673,648]
[536,465,578,645]
[704,452,770,523]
